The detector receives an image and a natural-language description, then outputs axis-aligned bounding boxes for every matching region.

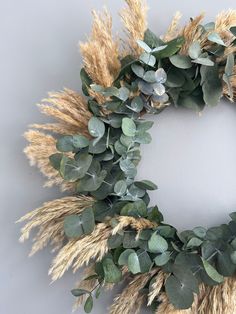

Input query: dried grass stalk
[179,14,205,55]
[24,130,65,188]
[223,78,236,102]
[198,277,236,314]
[35,88,91,136]
[49,223,112,281]
[112,216,157,235]
[80,9,120,88]
[18,196,94,255]
[120,0,148,56]
[109,268,158,314]
[148,270,167,306]
[215,10,236,42]
[163,12,182,42]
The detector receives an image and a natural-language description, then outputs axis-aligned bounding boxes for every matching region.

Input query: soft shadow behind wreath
[18,1,236,313]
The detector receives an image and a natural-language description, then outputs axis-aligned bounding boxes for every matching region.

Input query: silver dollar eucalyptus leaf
[138,80,153,95]
[153,82,165,96]
[155,68,167,84]
[152,93,169,103]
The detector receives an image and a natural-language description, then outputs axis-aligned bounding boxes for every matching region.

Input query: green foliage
[64,207,95,238]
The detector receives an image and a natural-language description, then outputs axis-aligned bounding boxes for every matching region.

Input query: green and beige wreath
[18,1,236,313]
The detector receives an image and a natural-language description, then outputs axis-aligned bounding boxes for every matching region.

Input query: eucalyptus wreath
[19,2,236,314]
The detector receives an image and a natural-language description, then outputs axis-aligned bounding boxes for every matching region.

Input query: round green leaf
[102,258,122,283]
[188,41,201,59]
[169,55,192,69]
[121,117,136,137]
[114,180,127,196]
[56,135,74,152]
[154,251,170,266]
[165,275,194,309]
[64,215,83,238]
[88,117,105,138]
[148,233,168,253]
[131,64,144,78]
[72,135,89,148]
[118,249,135,265]
[130,96,143,112]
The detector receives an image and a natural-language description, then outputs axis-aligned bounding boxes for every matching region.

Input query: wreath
[18,1,236,313]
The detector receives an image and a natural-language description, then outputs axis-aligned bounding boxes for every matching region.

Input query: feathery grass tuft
[120,0,148,56]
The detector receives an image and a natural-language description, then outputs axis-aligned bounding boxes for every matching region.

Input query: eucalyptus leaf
[189,42,201,59]
[129,96,144,112]
[143,71,156,83]
[114,180,127,196]
[169,55,192,69]
[136,40,152,53]
[60,154,92,182]
[208,32,226,46]
[102,258,122,283]
[192,57,214,66]
[71,288,89,297]
[128,249,152,274]
[200,65,222,106]
[49,153,63,171]
[230,26,236,36]
[121,117,136,137]
[225,53,234,76]
[140,52,156,67]
[154,251,171,266]
[118,249,135,265]
[131,64,144,78]
[201,258,224,283]
[84,295,93,313]
[153,36,185,58]
[165,275,194,309]
[135,180,157,191]
[88,117,105,138]
[148,233,168,253]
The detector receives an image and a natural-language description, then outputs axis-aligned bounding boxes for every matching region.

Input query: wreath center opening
[138,103,236,229]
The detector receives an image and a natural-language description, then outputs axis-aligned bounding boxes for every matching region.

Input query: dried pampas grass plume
[163,12,182,42]
[179,13,205,55]
[112,216,157,235]
[24,130,63,188]
[24,89,91,188]
[120,0,148,56]
[49,223,112,281]
[109,268,158,314]
[34,88,91,136]
[80,9,120,89]
[18,196,94,255]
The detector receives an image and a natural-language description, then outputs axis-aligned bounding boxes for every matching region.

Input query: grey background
[1,0,236,313]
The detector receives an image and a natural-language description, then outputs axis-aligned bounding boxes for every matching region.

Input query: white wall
[1,1,236,313]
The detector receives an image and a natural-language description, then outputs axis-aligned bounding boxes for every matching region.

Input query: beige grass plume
[49,222,112,281]
[112,216,157,235]
[18,196,94,255]
[163,12,182,42]
[120,0,148,56]
[24,89,92,188]
[109,268,158,314]
[179,14,205,55]
[80,9,120,90]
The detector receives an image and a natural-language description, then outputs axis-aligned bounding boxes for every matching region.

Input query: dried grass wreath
[18,1,236,313]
